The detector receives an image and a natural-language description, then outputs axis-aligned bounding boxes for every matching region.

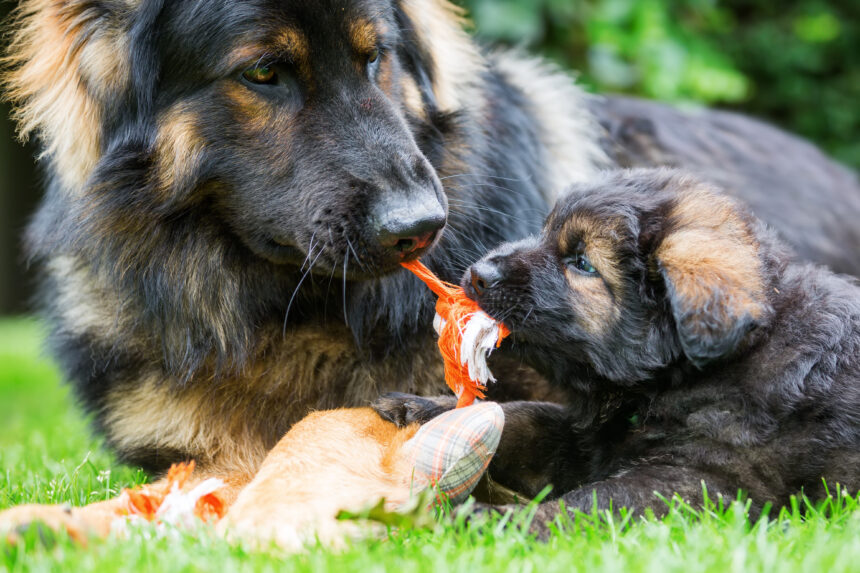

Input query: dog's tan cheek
[154,105,207,197]
[565,270,619,336]
[220,82,279,134]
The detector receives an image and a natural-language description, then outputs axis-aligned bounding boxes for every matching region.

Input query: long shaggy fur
[3,0,858,481]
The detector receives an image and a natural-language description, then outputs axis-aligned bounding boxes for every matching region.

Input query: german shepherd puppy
[2,0,858,511]
[375,169,860,532]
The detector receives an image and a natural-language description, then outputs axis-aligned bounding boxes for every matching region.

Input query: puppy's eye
[243,64,277,85]
[368,48,380,64]
[570,253,598,275]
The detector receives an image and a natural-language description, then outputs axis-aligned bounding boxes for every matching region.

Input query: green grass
[4,317,860,572]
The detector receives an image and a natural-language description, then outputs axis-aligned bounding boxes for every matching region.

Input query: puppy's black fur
[376,169,860,528]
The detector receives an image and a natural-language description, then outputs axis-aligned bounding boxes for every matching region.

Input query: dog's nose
[470,261,503,295]
[374,201,446,259]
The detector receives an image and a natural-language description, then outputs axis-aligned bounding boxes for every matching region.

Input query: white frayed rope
[434,310,503,397]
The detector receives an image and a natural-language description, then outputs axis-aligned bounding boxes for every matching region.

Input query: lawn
[3,317,860,572]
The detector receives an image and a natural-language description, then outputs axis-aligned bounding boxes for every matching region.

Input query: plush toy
[107,260,509,534]
[112,404,504,533]
[402,260,510,407]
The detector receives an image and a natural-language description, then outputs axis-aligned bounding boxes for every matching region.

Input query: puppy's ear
[655,185,769,368]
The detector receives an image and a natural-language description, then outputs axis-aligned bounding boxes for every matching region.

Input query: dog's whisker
[283,247,324,336]
[342,251,350,327]
[300,232,318,273]
[438,172,527,183]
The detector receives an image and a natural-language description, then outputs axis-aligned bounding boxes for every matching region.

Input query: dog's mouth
[264,237,309,266]
[260,235,437,281]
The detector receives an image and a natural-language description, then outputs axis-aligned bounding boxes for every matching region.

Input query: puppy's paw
[371,393,456,427]
[460,502,555,540]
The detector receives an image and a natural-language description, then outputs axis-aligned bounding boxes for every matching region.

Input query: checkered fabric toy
[403,401,504,504]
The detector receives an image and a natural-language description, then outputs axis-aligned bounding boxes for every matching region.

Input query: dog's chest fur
[97,324,448,473]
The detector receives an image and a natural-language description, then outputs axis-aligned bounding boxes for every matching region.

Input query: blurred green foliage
[456,0,859,168]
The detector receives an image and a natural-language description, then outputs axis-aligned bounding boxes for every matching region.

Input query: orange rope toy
[116,461,226,526]
[402,260,510,407]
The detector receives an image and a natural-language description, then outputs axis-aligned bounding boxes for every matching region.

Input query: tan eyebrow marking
[274,27,312,80]
[223,44,268,70]
[223,27,311,79]
[274,27,310,61]
[349,19,378,54]
[557,213,625,291]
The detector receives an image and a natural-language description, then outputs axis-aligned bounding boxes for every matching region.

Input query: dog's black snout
[374,201,446,259]
[469,261,503,296]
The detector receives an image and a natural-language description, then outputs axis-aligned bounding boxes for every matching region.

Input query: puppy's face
[464,170,772,386]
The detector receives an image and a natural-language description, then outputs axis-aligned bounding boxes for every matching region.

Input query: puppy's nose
[470,261,503,295]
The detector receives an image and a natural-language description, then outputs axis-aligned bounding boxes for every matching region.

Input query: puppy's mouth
[462,283,516,333]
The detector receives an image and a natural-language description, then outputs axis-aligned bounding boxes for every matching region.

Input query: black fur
[375,169,860,533]
[5,0,858,475]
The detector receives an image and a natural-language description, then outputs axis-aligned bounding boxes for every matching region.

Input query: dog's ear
[3,1,161,191]
[655,183,769,368]
[395,0,482,114]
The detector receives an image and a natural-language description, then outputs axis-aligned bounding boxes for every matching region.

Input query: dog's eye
[242,64,277,85]
[570,253,598,275]
[367,48,381,76]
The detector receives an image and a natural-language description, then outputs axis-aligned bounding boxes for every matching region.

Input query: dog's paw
[371,393,456,427]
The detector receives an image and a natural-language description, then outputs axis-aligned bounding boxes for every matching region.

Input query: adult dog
[2,0,858,506]
[376,169,860,532]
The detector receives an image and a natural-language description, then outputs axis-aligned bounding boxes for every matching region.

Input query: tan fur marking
[101,325,447,479]
[222,44,269,71]
[657,184,766,328]
[155,104,206,194]
[377,56,395,96]
[565,267,619,335]
[220,81,281,133]
[48,256,128,337]
[103,376,271,478]
[349,20,378,54]
[400,75,426,119]
[559,213,626,289]
[275,27,312,80]
[78,27,130,98]
[557,212,629,335]
[399,0,483,112]
[2,1,129,192]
